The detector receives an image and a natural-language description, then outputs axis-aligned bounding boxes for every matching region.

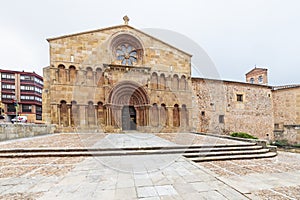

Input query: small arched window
[160,103,167,126]
[159,74,166,90]
[172,74,179,90]
[59,100,68,126]
[173,104,180,127]
[258,76,263,83]
[58,64,66,83]
[180,75,187,90]
[151,72,158,89]
[69,65,76,82]
[86,67,93,79]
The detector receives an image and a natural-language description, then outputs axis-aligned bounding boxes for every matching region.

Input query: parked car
[11,116,27,123]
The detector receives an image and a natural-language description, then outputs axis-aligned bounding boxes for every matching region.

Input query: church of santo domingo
[42,17,300,142]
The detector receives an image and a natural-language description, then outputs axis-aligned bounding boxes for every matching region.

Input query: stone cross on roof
[123,15,129,25]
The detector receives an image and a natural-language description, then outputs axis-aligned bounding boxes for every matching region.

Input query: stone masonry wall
[272,87,300,143]
[0,124,56,141]
[274,125,300,145]
[192,78,274,140]
[43,25,193,131]
[272,87,300,129]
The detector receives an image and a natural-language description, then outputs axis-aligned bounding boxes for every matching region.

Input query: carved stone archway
[107,81,150,130]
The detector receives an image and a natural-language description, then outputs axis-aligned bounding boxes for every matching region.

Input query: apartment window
[20,85,34,91]
[7,104,16,112]
[35,96,42,102]
[21,95,35,100]
[34,77,43,85]
[36,114,42,120]
[1,73,15,79]
[35,87,42,93]
[36,106,42,113]
[219,115,225,123]
[22,104,32,112]
[237,94,243,102]
[20,75,34,81]
[2,94,15,99]
[2,84,15,89]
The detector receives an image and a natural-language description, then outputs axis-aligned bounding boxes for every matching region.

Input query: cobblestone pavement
[0,133,299,199]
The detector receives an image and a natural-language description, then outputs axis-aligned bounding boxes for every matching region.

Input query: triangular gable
[47,25,192,57]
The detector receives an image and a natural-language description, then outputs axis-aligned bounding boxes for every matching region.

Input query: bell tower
[246,67,268,85]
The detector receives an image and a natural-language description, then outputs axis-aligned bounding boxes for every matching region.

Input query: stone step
[183,148,269,158]
[0,141,276,161]
[183,145,263,153]
[0,143,258,153]
[0,149,181,158]
[0,145,268,158]
[190,152,278,162]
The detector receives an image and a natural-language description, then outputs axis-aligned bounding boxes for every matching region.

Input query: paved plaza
[0,133,300,199]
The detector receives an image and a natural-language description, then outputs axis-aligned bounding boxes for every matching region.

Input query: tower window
[219,115,224,123]
[250,78,254,84]
[258,76,263,83]
[237,94,243,102]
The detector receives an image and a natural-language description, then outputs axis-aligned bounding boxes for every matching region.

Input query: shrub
[273,139,289,147]
[291,143,300,148]
[230,132,258,139]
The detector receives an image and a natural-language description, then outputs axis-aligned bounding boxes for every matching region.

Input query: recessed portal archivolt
[107,81,150,130]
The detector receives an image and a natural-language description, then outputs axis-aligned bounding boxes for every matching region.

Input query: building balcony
[1,89,15,94]
[19,100,42,106]
[20,91,42,97]
[1,79,15,83]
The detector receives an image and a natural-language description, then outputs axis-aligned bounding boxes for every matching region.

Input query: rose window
[116,44,137,66]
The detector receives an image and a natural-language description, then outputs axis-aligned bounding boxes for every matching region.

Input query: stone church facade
[43,18,300,141]
[43,21,192,133]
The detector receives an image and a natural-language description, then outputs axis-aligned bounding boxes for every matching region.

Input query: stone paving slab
[35,134,248,199]
[0,133,300,199]
[37,155,247,200]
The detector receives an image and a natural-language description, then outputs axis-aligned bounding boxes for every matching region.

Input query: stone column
[135,106,140,127]
[146,105,150,126]
[67,104,71,127]
[167,75,172,90]
[66,70,70,82]
[167,106,173,127]
[187,108,192,128]
[94,105,98,126]
[50,104,57,124]
[79,105,86,126]
[55,69,59,83]
[93,72,97,86]
[144,106,148,126]
[57,104,61,126]
[106,105,111,126]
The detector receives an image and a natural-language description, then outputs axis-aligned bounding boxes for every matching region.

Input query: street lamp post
[13,98,18,121]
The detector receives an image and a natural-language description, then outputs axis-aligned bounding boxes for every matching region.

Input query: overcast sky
[0,0,299,85]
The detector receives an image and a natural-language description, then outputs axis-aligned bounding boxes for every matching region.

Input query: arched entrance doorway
[107,81,150,131]
[122,106,136,130]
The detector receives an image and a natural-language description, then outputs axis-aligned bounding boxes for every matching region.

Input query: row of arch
[149,103,189,128]
[57,100,189,129]
[56,64,105,85]
[150,72,188,91]
[58,100,104,127]
[54,64,189,91]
